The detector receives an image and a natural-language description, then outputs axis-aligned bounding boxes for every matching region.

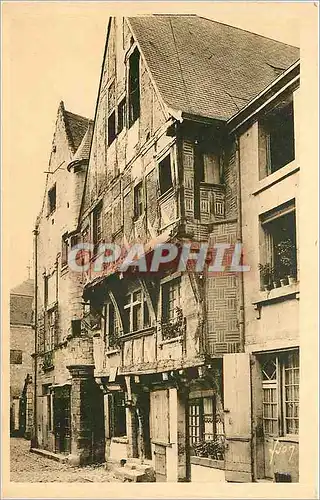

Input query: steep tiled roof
[11,279,34,297]
[68,121,94,169]
[10,295,33,325]
[62,105,93,154]
[128,15,299,121]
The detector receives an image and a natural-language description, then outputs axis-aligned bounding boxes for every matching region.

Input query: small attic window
[48,184,56,215]
[128,48,140,127]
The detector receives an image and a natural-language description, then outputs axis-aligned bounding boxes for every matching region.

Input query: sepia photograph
[2,1,318,498]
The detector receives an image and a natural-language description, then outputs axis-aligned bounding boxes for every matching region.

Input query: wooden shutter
[223,353,252,482]
[150,389,170,444]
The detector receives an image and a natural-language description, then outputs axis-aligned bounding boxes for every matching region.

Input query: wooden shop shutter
[223,353,252,482]
[150,389,170,444]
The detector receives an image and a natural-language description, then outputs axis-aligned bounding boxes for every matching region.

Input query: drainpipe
[235,136,245,353]
[31,225,39,449]
[235,135,255,480]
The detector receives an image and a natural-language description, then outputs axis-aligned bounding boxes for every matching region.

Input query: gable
[81,17,168,218]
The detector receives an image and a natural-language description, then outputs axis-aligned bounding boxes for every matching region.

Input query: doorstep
[30,447,69,464]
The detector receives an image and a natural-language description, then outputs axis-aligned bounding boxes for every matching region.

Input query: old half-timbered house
[71,15,299,481]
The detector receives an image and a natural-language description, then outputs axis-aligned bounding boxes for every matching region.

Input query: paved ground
[10,438,116,482]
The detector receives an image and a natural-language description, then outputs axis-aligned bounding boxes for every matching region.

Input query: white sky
[3,2,304,288]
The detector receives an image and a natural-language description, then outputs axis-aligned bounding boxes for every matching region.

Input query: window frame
[123,289,150,334]
[92,203,103,253]
[188,396,217,450]
[161,277,181,323]
[258,100,295,179]
[259,200,297,286]
[48,184,57,215]
[128,47,140,128]
[158,153,174,197]
[61,233,69,268]
[117,97,126,134]
[261,350,299,438]
[133,181,144,219]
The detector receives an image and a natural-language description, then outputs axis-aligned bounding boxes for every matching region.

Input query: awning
[83,225,179,294]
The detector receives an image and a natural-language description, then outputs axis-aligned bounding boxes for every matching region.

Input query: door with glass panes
[261,351,299,479]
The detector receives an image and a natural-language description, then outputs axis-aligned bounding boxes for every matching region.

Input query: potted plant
[271,265,281,288]
[259,263,272,291]
[276,239,297,285]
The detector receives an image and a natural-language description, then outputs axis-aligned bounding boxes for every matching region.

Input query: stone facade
[10,279,34,437]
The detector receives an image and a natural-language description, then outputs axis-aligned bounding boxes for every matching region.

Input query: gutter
[31,225,39,449]
[228,60,300,133]
[234,137,245,353]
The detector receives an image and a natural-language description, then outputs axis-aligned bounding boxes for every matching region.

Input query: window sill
[276,435,299,443]
[159,335,183,347]
[158,187,174,203]
[253,161,299,196]
[190,456,225,470]
[253,282,299,308]
[111,436,128,445]
[151,440,172,448]
[120,326,156,341]
[106,348,121,356]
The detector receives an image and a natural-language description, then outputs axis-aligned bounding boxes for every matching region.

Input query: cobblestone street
[10,438,116,482]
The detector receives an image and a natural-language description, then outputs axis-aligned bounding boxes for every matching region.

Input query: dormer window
[128,48,140,127]
[48,184,56,215]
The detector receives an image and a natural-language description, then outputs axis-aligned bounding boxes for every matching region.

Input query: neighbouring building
[33,14,300,482]
[10,278,34,437]
[32,102,100,461]
[230,61,300,482]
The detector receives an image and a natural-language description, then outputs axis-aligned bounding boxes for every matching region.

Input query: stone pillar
[126,404,138,459]
[104,393,111,463]
[67,364,95,466]
[177,386,189,482]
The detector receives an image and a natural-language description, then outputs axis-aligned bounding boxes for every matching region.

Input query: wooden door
[54,388,71,454]
[154,444,167,482]
[223,353,252,482]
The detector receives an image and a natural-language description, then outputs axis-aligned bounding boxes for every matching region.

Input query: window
[123,289,150,333]
[261,350,299,436]
[104,302,120,348]
[48,184,56,214]
[109,392,126,437]
[158,154,173,195]
[108,111,116,146]
[117,98,126,134]
[46,308,56,351]
[189,398,216,447]
[134,182,143,218]
[93,204,103,253]
[260,201,297,285]
[61,233,69,268]
[259,101,295,177]
[128,48,140,127]
[199,152,221,184]
[162,278,180,322]
[10,349,22,364]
